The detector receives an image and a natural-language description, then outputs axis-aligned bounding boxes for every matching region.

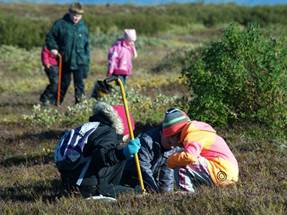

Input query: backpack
[54,122,100,186]
[91,80,113,99]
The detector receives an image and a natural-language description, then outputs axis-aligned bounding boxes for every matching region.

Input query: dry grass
[0,4,286,214]
[0,46,286,213]
[0,122,286,214]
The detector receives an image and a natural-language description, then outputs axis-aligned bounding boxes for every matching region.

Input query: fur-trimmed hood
[89,102,124,135]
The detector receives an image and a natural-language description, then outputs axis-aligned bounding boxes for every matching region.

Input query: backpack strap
[63,129,75,157]
[76,156,92,186]
[75,122,100,186]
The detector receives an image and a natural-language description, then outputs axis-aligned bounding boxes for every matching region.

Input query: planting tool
[104,76,146,194]
[56,54,62,106]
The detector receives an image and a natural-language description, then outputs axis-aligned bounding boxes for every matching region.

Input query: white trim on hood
[92,102,124,135]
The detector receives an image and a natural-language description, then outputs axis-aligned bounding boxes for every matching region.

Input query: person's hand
[106,70,113,77]
[45,64,51,69]
[51,49,59,56]
[123,138,141,158]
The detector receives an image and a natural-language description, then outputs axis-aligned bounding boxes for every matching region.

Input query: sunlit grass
[0,6,287,214]
[1,78,46,93]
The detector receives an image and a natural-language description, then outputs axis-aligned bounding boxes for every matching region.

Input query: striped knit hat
[162,108,190,137]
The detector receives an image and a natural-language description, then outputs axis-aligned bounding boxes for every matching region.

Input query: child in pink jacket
[107,29,137,85]
[162,108,239,192]
[40,47,58,106]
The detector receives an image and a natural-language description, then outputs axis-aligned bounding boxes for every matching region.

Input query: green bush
[85,13,169,35]
[90,31,120,49]
[90,30,168,49]
[182,24,287,129]
[0,15,49,49]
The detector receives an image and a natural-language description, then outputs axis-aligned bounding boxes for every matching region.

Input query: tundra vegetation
[0,3,286,214]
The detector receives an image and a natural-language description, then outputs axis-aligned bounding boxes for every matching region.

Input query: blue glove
[123,138,141,158]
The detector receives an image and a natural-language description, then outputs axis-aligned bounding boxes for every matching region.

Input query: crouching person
[162,108,239,193]
[54,102,140,199]
[121,125,176,193]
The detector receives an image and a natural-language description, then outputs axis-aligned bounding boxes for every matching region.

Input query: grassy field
[0,3,287,215]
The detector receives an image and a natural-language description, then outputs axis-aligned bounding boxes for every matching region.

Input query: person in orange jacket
[162,108,239,192]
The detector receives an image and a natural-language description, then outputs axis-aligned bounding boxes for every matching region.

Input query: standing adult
[46,2,90,104]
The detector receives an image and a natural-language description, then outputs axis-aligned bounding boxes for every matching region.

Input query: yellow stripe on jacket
[167,121,239,186]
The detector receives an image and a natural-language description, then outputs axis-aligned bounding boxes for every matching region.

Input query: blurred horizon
[0,0,286,6]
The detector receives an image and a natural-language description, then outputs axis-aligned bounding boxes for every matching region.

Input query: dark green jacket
[46,14,90,70]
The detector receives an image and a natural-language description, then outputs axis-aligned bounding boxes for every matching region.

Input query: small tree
[182,24,287,129]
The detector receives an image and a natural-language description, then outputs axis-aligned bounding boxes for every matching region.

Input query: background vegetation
[0,2,286,214]
[182,24,287,128]
[1,3,287,49]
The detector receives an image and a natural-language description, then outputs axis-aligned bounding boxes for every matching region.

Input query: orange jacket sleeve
[167,151,197,169]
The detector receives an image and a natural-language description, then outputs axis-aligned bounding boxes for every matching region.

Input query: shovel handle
[116,79,146,194]
[104,76,146,193]
[56,54,62,106]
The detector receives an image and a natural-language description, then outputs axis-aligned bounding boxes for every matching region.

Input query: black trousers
[40,66,58,104]
[79,160,134,198]
[61,160,134,198]
[60,66,86,104]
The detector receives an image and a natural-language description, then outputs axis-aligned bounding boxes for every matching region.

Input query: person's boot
[40,97,50,106]
[75,95,85,104]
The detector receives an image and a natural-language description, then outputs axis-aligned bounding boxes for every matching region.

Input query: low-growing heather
[23,99,96,128]
[22,88,180,128]
[1,6,287,213]
[90,30,120,49]
[90,30,168,50]
[23,104,62,128]
[0,14,49,49]
[62,99,96,126]
[152,48,190,74]
[1,123,286,214]
[95,87,181,124]
[131,73,184,89]
[182,24,287,129]
[0,45,41,76]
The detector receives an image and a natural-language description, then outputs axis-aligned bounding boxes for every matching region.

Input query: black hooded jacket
[83,113,126,171]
